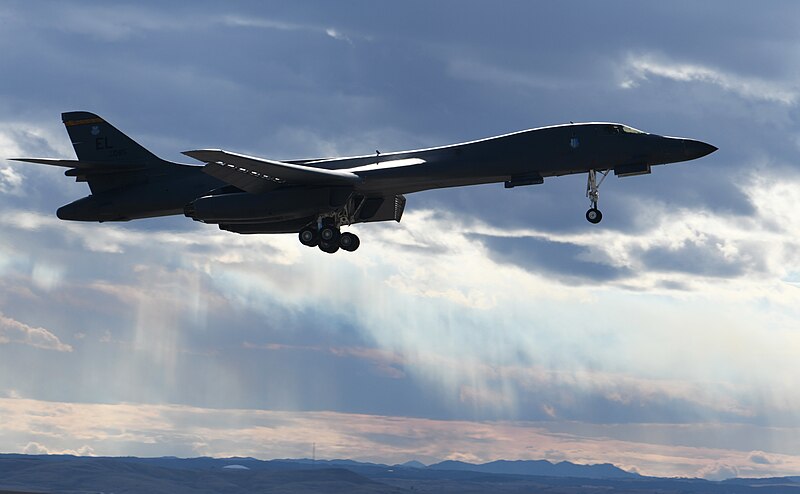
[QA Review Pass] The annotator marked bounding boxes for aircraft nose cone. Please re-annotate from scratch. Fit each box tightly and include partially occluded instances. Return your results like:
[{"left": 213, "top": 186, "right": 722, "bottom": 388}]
[{"left": 683, "top": 139, "right": 717, "bottom": 159}]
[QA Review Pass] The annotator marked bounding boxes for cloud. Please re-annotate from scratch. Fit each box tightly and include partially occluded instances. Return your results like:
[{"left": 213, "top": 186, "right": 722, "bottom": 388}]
[
  {"left": 221, "top": 15, "right": 307, "bottom": 32},
  {"left": 325, "top": 28, "right": 352, "bottom": 44},
  {"left": 2, "top": 396, "right": 800, "bottom": 478},
  {"left": 748, "top": 451, "right": 781, "bottom": 465},
  {"left": 223, "top": 14, "right": 355, "bottom": 44},
  {"left": 472, "top": 233, "right": 631, "bottom": 284},
  {"left": 21, "top": 441, "right": 49, "bottom": 454},
  {"left": 0, "top": 313, "right": 72, "bottom": 352},
  {"left": 636, "top": 236, "right": 748, "bottom": 278},
  {"left": 0, "top": 166, "right": 23, "bottom": 195},
  {"left": 244, "top": 343, "right": 407, "bottom": 379},
  {"left": 22, "top": 441, "right": 95, "bottom": 456},
  {"left": 467, "top": 168, "right": 800, "bottom": 289},
  {"left": 620, "top": 54, "right": 798, "bottom": 105},
  {"left": 0, "top": 198, "right": 799, "bottom": 425},
  {"left": 0, "top": 124, "right": 71, "bottom": 196},
  {"left": 697, "top": 462, "right": 739, "bottom": 481}
]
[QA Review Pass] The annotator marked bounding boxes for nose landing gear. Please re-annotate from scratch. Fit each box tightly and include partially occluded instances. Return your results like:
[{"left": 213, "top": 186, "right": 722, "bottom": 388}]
[{"left": 585, "top": 169, "right": 609, "bottom": 224}]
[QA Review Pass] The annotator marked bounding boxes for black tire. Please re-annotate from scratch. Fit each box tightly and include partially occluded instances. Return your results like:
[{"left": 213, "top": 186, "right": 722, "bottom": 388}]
[
  {"left": 339, "top": 232, "right": 360, "bottom": 252},
  {"left": 319, "top": 240, "right": 340, "bottom": 254},
  {"left": 320, "top": 225, "right": 340, "bottom": 243},
  {"left": 298, "top": 226, "right": 319, "bottom": 247},
  {"left": 586, "top": 208, "right": 603, "bottom": 224}
]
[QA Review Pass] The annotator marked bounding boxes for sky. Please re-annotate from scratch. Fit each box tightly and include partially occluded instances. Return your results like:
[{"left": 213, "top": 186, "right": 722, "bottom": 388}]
[{"left": 1, "top": 0, "right": 800, "bottom": 480}]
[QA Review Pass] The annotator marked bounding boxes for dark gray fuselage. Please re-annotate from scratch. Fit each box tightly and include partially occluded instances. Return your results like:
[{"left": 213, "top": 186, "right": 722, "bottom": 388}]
[{"left": 55, "top": 122, "right": 715, "bottom": 231}]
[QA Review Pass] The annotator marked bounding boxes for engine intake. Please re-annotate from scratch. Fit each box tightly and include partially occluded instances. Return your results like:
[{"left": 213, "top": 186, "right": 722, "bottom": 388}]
[{"left": 614, "top": 163, "right": 651, "bottom": 177}]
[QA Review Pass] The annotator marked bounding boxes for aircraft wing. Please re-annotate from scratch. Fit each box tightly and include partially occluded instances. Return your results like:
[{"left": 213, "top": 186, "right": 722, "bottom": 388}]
[{"left": 183, "top": 149, "right": 361, "bottom": 193}]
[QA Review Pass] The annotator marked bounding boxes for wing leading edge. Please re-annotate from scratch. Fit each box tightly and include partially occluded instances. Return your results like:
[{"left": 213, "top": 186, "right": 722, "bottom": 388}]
[
  {"left": 183, "top": 149, "right": 362, "bottom": 193},
  {"left": 183, "top": 149, "right": 426, "bottom": 193}
]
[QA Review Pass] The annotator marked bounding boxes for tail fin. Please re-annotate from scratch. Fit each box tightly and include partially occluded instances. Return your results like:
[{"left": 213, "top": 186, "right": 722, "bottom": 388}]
[
  {"left": 61, "top": 111, "right": 160, "bottom": 165},
  {"left": 15, "top": 111, "right": 194, "bottom": 194}
]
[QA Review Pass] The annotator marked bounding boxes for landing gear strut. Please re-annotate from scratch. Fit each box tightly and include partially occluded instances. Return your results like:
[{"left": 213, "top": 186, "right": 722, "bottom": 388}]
[
  {"left": 298, "top": 195, "right": 367, "bottom": 253},
  {"left": 585, "top": 169, "right": 609, "bottom": 224}
]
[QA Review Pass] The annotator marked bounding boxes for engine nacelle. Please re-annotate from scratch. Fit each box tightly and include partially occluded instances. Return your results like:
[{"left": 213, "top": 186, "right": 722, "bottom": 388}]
[{"left": 184, "top": 189, "right": 335, "bottom": 224}]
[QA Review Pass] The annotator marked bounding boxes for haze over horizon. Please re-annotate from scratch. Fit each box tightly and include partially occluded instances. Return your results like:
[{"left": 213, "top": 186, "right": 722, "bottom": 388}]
[{"left": 1, "top": 0, "right": 800, "bottom": 481}]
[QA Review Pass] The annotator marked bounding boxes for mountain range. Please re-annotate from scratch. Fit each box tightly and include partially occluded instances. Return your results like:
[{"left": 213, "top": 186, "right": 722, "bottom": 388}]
[{"left": 1, "top": 454, "right": 798, "bottom": 493}]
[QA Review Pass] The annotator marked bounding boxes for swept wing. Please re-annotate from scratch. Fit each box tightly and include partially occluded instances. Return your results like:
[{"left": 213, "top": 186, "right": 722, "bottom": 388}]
[
  {"left": 183, "top": 149, "right": 362, "bottom": 193},
  {"left": 183, "top": 149, "right": 426, "bottom": 193}
]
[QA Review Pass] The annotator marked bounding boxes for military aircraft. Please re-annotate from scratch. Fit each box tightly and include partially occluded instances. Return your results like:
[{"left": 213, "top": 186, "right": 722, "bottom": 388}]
[{"left": 13, "top": 112, "right": 716, "bottom": 253}]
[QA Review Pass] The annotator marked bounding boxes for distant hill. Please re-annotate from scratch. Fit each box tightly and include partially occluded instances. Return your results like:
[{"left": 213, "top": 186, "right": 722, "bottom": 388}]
[
  {"left": 0, "top": 456, "right": 403, "bottom": 494},
  {"left": 1, "top": 454, "right": 799, "bottom": 494},
  {"left": 428, "top": 458, "right": 639, "bottom": 479}
]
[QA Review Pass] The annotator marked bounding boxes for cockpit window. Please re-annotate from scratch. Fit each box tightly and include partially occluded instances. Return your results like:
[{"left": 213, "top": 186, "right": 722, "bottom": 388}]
[
  {"left": 603, "top": 124, "right": 646, "bottom": 135},
  {"left": 621, "top": 125, "right": 645, "bottom": 134}
]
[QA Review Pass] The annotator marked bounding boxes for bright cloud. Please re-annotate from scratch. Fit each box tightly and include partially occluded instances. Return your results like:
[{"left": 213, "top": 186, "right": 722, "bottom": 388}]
[
  {"left": 620, "top": 54, "right": 799, "bottom": 105},
  {"left": 0, "top": 313, "right": 72, "bottom": 352}
]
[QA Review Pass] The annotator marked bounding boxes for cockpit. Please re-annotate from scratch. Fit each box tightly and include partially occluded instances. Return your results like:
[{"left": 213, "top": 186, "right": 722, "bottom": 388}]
[{"left": 602, "top": 124, "right": 646, "bottom": 135}]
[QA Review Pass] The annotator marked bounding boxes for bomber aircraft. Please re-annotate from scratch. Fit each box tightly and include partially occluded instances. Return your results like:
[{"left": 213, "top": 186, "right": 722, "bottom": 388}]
[{"left": 13, "top": 112, "right": 716, "bottom": 253}]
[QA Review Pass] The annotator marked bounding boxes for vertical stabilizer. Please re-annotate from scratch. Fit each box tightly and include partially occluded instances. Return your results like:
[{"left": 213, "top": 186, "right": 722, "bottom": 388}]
[{"left": 61, "top": 111, "right": 160, "bottom": 165}]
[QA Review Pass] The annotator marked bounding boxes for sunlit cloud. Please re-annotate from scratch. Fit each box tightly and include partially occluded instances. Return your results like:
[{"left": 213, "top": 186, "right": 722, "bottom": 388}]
[
  {"left": 620, "top": 53, "right": 798, "bottom": 105},
  {"left": 223, "top": 15, "right": 356, "bottom": 45},
  {"left": 22, "top": 441, "right": 95, "bottom": 456},
  {"left": 0, "top": 313, "right": 72, "bottom": 352},
  {"left": 324, "top": 28, "right": 352, "bottom": 44},
  {"left": 2, "top": 396, "right": 800, "bottom": 478}
]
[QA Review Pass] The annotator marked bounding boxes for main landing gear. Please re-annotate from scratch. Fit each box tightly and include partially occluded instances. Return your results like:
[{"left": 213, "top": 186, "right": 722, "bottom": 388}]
[
  {"left": 585, "top": 168, "right": 609, "bottom": 224},
  {"left": 298, "top": 220, "right": 360, "bottom": 254}
]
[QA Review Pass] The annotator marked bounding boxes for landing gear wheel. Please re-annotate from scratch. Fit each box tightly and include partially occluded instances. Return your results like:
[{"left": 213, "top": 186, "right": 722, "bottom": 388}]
[
  {"left": 339, "top": 232, "right": 360, "bottom": 252},
  {"left": 586, "top": 208, "right": 602, "bottom": 224},
  {"left": 319, "top": 225, "right": 340, "bottom": 243},
  {"left": 298, "top": 226, "right": 319, "bottom": 247},
  {"left": 319, "top": 240, "right": 340, "bottom": 254}
]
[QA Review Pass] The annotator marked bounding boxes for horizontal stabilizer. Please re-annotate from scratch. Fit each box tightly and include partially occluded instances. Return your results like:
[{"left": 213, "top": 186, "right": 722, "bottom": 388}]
[
  {"left": 12, "top": 157, "right": 160, "bottom": 191},
  {"left": 183, "top": 149, "right": 361, "bottom": 193},
  {"left": 12, "top": 158, "right": 86, "bottom": 168},
  {"left": 11, "top": 158, "right": 146, "bottom": 170}
]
